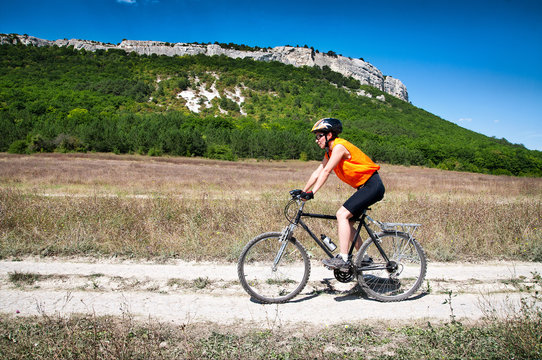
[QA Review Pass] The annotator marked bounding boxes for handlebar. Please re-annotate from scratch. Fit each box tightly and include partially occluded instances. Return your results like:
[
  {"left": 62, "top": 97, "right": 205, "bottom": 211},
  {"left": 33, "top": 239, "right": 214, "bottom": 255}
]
[{"left": 289, "top": 189, "right": 303, "bottom": 199}]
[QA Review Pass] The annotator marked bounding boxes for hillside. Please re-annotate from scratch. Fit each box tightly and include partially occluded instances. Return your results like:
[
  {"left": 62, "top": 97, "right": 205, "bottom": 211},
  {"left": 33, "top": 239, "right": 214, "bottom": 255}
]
[
  {"left": 1, "top": 37, "right": 541, "bottom": 176},
  {"left": 0, "top": 33, "right": 409, "bottom": 101}
]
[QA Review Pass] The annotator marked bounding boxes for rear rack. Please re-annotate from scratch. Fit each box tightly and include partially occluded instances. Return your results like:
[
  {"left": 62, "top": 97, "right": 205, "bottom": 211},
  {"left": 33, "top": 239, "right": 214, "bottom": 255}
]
[
  {"left": 379, "top": 222, "right": 421, "bottom": 237},
  {"left": 366, "top": 215, "right": 421, "bottom": 238}
]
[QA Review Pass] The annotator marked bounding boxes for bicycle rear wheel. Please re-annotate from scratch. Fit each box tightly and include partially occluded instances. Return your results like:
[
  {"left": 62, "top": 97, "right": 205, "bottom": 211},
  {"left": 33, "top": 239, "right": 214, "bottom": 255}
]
[
  {"left": 237, "top": 232, "right": 311, "bottom": 304},
  {"left": 355, "top": 232, "right": 426, "bottom": 302}
]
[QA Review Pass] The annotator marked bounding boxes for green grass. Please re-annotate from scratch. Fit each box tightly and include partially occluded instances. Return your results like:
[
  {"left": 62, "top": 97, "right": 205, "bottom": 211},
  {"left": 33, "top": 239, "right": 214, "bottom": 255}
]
[{"left": 1, "top": 311, "right": 540, "bottom": 359}]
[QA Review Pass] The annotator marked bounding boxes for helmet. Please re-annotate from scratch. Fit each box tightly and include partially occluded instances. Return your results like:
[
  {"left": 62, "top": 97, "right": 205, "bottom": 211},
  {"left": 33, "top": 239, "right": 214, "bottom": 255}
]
[{"left": 311, "top": 118, "right": 342, "bottom": 136}]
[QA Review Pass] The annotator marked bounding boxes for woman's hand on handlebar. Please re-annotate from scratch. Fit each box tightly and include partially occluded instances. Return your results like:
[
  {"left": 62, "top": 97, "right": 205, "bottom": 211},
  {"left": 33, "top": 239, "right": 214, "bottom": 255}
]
[
  {"left": 289, "top": 189, "right": 313, "bottom": 201},
  {"left": 300, "top": 191, "right": 313, "bottom": 200}
]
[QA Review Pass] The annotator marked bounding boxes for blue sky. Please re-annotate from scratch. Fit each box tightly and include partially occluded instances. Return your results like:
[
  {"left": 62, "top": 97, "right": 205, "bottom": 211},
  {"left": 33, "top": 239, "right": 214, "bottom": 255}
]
[{"left": 1, "top": 0, "right": 541, "bottom": 151}]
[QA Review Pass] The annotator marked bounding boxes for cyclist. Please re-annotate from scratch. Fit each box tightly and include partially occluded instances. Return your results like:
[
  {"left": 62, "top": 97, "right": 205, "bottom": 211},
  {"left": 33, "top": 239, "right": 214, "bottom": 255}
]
[{"left": 300, "top": 118, "right": 385, "bottom": 270}]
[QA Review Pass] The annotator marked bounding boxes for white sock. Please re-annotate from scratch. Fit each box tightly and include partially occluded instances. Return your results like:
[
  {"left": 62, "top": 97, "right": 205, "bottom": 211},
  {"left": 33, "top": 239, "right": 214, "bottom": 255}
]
[{"left": 339, "top": 253, "right": 348, "bottom": 261}]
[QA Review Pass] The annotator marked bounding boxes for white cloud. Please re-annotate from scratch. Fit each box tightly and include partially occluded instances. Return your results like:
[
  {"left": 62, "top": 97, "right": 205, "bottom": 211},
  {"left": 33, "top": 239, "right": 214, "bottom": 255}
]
[
  {"left": 117, "top": 0, "right": 160, "bottom": 5},
  {"left": 493, "top": 119, "right": 500, "bottom": 123},
  {"left": 458, "top": 118, "right": 472, "bottom": 122}
]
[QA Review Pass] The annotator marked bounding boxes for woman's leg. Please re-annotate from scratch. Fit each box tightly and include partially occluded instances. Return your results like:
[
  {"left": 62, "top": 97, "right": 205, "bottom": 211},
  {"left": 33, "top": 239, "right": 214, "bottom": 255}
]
[
  {"left": 336, "top": 206, "right": 354, "bottom": 255},
  {"left": 339, "top": 173, "right": 385, "bottom": 255},
  {"left": 352, "top": 220, "right": 362, "bottom": 250},
  {"left": 337, "top": 208, "right": 363, "bottom": 254}
]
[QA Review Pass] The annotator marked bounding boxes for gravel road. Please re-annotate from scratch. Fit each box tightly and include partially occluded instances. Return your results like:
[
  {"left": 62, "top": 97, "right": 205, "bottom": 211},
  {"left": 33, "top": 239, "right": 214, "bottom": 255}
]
[{"left": 1, "top": 258, "right": 540, "bottom": 326}]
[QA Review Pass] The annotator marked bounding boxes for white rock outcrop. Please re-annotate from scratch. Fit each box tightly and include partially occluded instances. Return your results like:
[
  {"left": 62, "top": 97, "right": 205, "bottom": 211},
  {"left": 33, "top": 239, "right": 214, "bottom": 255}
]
[{"left": 1, "top": 33, "right": 408, "bottom": 101}]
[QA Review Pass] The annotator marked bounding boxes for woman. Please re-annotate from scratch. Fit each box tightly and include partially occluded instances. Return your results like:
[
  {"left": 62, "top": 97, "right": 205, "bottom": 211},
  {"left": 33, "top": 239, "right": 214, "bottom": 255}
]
[{"left": 300, "top": 118, "right": 385, "bottom": 270}]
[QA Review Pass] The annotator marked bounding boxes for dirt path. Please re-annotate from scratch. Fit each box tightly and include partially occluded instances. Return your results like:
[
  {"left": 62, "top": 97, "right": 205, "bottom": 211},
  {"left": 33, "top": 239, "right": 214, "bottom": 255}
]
[{"left": 1, "top": 258, "right": 540, "bottom": 326}]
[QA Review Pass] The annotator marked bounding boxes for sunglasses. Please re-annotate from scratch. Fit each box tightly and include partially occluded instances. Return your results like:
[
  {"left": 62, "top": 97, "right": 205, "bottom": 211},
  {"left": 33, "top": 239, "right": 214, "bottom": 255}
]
[{"left": 315, "top": 133, "right": 326, "bottom": 140}]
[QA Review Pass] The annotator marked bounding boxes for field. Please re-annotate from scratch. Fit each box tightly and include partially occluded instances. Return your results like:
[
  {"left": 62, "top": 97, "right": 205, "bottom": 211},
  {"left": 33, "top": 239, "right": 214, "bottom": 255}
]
[
  {"left": 1, "top": 152, "right": 541, "bottom": 262},
  {"left": 1, "top": 153, "right": 541, "bottom": 359}
]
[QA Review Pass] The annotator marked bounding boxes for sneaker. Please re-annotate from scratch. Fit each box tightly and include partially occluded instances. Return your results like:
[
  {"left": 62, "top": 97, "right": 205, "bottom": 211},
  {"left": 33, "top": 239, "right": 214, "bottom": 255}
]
[{"left": 323, "top": 255, "right": 349, "bottom": 270}]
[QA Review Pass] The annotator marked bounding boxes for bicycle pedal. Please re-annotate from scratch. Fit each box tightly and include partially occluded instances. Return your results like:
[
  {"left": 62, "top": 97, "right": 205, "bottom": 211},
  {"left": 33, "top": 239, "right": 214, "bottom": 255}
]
[{"left": 324, "top": 264, "right": 350, "bottom": 272}]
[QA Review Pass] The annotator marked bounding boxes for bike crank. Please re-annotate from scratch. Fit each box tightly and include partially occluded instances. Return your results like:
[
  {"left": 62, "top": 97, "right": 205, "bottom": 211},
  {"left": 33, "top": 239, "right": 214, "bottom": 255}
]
[{"left": 334, "top": 268, "right": 355, "bottom": 283}]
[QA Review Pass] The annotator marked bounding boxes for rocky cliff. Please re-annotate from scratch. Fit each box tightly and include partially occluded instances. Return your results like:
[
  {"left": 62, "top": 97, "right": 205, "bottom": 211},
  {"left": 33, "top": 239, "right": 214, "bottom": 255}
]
[{"left": 1, "top": 33, "right": 408, "bottom": 101}]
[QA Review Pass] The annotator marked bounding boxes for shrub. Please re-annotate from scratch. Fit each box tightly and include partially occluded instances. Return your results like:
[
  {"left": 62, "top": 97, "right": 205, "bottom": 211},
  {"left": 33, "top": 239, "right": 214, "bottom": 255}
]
[
  {"left": 53, "top": 134, "right": 82, "bottom": 152},
  {"left": 7, "top": 140, "right": 28, "bottom": 154},
  {"left": 147, "top": 147, "right": 163, "bottom": 157},
  {"left": 219, "top": 97, "right": 240, "bottom": 113},
  {"left": 206, "top": 144, "right": 236, "bottom": 161},
  {"left": 27, "top": 134, "right": 54, "bottom": 153}
]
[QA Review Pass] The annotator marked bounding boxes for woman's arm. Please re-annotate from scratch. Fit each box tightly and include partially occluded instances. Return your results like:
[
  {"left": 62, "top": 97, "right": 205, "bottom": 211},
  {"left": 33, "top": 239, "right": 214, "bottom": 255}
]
[{"left": 302, "top": 160, "right": 326, "bottom": 193}]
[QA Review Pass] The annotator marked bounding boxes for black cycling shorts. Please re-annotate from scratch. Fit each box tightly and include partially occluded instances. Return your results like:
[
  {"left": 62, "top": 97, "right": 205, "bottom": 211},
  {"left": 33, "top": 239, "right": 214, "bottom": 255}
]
[{"left": 343, "top": 171, "right": 385, "bottom": 218}]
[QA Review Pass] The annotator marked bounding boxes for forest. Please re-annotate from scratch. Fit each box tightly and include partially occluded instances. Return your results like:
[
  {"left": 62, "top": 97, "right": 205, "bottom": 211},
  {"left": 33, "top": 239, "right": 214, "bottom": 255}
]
[{"left": 1, "top": 41, "right": 541, "bottom": 176}]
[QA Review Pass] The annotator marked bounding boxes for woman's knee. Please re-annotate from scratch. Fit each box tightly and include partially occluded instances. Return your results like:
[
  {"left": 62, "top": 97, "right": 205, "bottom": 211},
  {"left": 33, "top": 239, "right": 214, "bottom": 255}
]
[{"left": 336, "top": 206, "right": 353, "bottom": 221}]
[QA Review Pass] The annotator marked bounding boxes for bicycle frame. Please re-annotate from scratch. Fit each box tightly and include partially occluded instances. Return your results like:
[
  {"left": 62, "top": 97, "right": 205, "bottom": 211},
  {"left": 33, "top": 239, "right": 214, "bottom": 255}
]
[{"left": 286, "top": 200, "right": 391, "bottom": 268}]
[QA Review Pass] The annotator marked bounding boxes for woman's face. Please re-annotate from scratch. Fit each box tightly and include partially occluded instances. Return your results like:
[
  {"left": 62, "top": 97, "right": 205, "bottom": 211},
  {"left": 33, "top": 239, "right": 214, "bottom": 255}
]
[{"left": 315, "top": 132, "right": 328, "bottom": 149}]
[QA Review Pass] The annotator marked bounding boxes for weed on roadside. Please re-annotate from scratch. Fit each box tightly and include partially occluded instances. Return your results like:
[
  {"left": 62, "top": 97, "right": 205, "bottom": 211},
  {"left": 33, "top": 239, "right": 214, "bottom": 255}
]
[
  {"left": 8, "top": 271, "right": 43, "bottom": 286},
  {"left": 167, "top": 277, "right": 213, "bottom": 290}
]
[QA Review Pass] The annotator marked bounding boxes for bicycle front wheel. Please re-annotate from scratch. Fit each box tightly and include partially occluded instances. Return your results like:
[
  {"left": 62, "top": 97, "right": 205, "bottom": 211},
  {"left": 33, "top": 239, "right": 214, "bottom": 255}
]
[
  {"left": 355, "top": 232, "right": 427, "bottom": 302},
  {"left": 237, "top": 232, "right": 311, "bottom": 304}
]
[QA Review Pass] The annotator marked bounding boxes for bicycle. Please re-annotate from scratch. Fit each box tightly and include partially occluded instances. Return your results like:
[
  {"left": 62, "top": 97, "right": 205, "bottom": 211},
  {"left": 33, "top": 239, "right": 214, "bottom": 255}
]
[{"left": 237, "top": 189, "right": 427, "bottom": 303}]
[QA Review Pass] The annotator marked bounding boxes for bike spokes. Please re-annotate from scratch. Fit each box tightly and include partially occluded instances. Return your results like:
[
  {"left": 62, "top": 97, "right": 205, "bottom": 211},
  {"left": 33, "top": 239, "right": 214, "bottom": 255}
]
[
  {"left": 238, "top": 232, "right": 311, "bottom": 304},
  {"left": 356, "top": 232, "right": 426, "bottom": 302}
]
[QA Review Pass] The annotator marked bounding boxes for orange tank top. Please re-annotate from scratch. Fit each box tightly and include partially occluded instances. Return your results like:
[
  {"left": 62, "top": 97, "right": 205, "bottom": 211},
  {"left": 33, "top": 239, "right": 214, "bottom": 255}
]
[{"left": 326, "top": 138, "right": 380, "bottom": 188}]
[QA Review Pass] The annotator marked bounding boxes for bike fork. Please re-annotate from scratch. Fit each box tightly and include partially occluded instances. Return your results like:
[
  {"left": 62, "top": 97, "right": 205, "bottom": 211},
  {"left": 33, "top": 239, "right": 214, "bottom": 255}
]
[{"left": 272, "top": 224, "right": 296, "bottom": 271}]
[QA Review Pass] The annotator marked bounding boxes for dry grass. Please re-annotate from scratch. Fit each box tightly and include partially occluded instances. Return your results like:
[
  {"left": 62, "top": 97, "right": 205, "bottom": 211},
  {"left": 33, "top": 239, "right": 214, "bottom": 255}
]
[{"left": 1, "top": 153, "right": 541, "bottom": 261}]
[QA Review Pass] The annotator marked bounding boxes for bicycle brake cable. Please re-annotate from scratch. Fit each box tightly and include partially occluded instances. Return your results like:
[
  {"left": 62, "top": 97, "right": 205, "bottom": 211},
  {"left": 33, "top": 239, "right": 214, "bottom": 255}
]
[{"left": 284, "top": 199, "right": 297, "bottom": 224}]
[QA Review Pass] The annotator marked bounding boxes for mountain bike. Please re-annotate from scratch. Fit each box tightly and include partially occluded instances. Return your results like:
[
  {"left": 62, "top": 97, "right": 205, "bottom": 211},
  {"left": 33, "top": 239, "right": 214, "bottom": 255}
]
[{"left": 237, "top": 189, "right": 427, "bottom": 303}]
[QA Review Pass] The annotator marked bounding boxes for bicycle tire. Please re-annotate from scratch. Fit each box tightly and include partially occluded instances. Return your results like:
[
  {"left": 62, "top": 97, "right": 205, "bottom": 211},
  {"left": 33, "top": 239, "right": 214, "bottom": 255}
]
[
  {"left": 355, "top": 232, "right": 427, "bottom": 302},
  {"left": 237, "top": 232, "right": 311, "bottom": 304}
]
